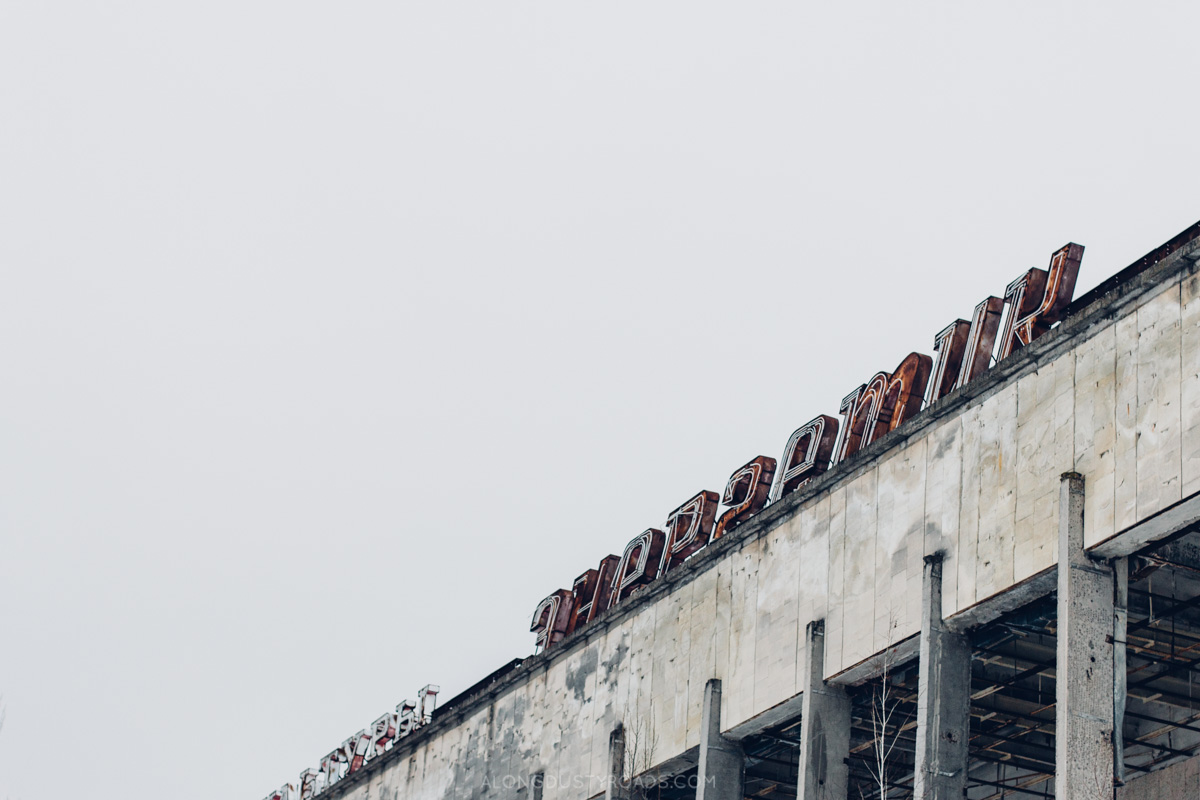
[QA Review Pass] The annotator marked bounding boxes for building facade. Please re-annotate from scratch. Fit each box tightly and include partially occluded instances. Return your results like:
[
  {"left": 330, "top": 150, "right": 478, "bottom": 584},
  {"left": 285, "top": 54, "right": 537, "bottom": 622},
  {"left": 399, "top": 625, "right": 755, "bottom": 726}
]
[{"left": 269, "top": 221, "right": 1200, "bottom": 800}]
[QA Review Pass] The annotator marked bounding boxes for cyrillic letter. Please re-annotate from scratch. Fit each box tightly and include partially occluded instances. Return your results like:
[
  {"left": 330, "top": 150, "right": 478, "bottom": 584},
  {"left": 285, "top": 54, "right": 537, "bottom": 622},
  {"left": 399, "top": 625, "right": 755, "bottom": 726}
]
[
  {"left": 769, "top": 415, "right": 838, "bottom": 503},
  {"left": 347, "top": 730, "right": 370, "bottom": 773},
  {"left": 713, "top": 456, "right": 776, "bottom": 539},
  {"left": 955, "top": 296, "right": 1003, "bottom": 388},
  {"left": 417, "top": 684, "right": 440, "bottom": 724},
  {"left": 660, "top": 491, "right": 719, "bottom": 574},
  {"left": 369, "top": 711, "right": 398, "bottom": 759},
  {"left": 397, "top": 699, "right": 417, "bottom": 737},
  {"left": 610, "top": 529, "right": 667, "bottom": 605},
  {"left": 927, "top": 320, "right": 969, "bottom": 404},
  {"left": 832, "top": 385, "right": 863, "bottom": 464},
  {"left": 570, "top": 555, "right": 620, "bottom": 632},
  {"left": 836, "top": 353, "right": 931, "bottom": 462},
  {"left": 998, "top": 243, "right": 1084, "bottom": 360},
  {"left": 530, "top": 589, "right": 574, "bottom": 652},
  {"left": 298, "top": 769, "right": 320, "bottom": 799}
]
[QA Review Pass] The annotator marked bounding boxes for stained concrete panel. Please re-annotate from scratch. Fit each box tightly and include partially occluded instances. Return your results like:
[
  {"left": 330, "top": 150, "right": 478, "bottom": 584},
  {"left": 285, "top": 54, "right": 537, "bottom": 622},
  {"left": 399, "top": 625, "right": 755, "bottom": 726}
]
[
  {"left": 923, "top": 417, "right": 963, "bottom": 620},
  {"left": 1182, "top": 272, "right": 1200, "bottom": 497},
  {"left": 724, "top": 539, "right": 760, "bottom": 728},
  {"left": 823, "top": 486, "right": 847, "bottom": 680},
  {"left": 1136, "top": 284, "right": 1183, "bottom": 520},
  {"left": 1117, "top": 753, "right": 1200, "bottom": 799},
  {"left": 753, "top": 515, "right": 802, "bottom": 716},
  {"left": 1077, "top": 321, "right": 1117, "bottom": 548},
  {"left": 841, "top": 469, "right": 878, "bottom": 670}
]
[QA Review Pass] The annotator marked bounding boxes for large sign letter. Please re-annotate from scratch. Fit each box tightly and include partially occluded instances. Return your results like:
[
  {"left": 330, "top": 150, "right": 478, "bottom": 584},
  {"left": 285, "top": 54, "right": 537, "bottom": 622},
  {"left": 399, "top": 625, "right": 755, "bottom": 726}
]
[
  {"left": 660, "top": 491, "right": 719, "bottom": 574},
  {"left": 347, "top": 730, "right": 370, "bottom": 773},
  {"left": 417, "top": 684, "right": 440, "bottom": 724},
  {"left": 319, "top": 744, "right": 348, "bottom": 790},
  {"left": 956, "top": 296, "right": 1003, "bottom": 389},
  {"left": 927, "top": 320, "right": 969, "bottom": 404},
  {"left": 397, "top": 699, "right": 417, "bottom": 736},
  {"left": 530, "top": 589, "right": 574, "bottom": 653},
  {"left": 998, "top": 243, "right": 1084, "bottom": 360},
  {"left": 769, "top": 416, "right": 838, "bottom": 503},
  {"left": 610, "top": 529, "right": 667, "bottom": 605},
  {"left": 369, "top": 711, "right": 398, "bottom": 760},
  {"left": 882, "top": 352, "right": 932, "bottom": 433},
  {"left": 569, "top": 555, "right": 620, "bottom": 632},
  {"left": 928, "top": 296, "right": 1004, "bottom": 404},
  {"left": 833, "top": 385, "right": 865, "bottom": 464},
  {"left": 714, "top": 456, "right": 777, "bottom": 539},
  {"left": 836, "top": 353, "right": 932, "bottom": 462},
  {"left": 299, "top": 769, "right": 320, "bottom": 799}
]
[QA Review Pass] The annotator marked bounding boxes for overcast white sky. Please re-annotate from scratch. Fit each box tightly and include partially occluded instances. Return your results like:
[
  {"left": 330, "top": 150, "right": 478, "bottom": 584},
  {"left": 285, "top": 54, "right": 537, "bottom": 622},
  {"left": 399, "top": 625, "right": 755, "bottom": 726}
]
[{"left": 1, "top": 3, "right": 1199, "bottom": 799}]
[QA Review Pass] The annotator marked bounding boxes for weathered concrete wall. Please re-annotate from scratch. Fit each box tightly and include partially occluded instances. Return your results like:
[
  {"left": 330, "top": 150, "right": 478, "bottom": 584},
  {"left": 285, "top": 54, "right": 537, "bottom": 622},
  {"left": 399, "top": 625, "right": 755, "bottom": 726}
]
[
  {"left": 327, "top": 241, "right": 1200, "bottom": 800},
  {"left": 1118, "top": 755, "right": 1200, "bottom": 799}
]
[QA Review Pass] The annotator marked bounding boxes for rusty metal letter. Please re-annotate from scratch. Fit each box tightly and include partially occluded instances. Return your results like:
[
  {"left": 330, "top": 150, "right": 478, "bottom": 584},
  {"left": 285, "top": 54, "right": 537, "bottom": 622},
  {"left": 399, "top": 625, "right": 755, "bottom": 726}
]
[
  {"left": 929, "top": 297, "right": 1003, "bottom": 405},
  {"left": 955, "top": 296, "right": 1003, "bottom": 389},
  {"left": 369, "top": 711, "right": 398, "bottom": 759},
  {"left": 840, "top": 372, "right": 888, "bottom": 461},
  {"left": 882, "top": 352, "right": 933, "bottom": 434},
  {"left": 833, "top": 385, "right": 865, "bottom": 465},
  {"left": 298, "top": 769, "right": 320, "bottom": 799},
  {"left": 319, "top": 746, "right": 347, "bottom": 789},
  {"left": 998, "top": 243, "right": 1084, "bottom": 360},
  {"left": 660, "top": 490, "right": 719, "bottom": 575},
  {"left": 713, "top": 456, "right": 777, "bottom": 539},
  {"left": 570, "top": 555, "right": 620, "bottom": 632},
  {"left": 836, "top": 353, "right": 932, "bottom": 462},
  {"left": 347, "top": 730, "right": 370, "bottom": 773},
  {"left": 530, "top": 589, "right": 574, "bottom": 652},
  {"left": 927, "top": 320, "right": 969, "bottom": 404},
  {"left": 417, "top": 684, "right": 440, "bottom": 724},
  {"left": 769, "top": 415, "right": 839, "bottom": 503},
  {"left": 397, "top": 699, "right": 417, "bottom": 736},
  {"left": 610, "top": 528, "right": 667, "bottom": 605}
]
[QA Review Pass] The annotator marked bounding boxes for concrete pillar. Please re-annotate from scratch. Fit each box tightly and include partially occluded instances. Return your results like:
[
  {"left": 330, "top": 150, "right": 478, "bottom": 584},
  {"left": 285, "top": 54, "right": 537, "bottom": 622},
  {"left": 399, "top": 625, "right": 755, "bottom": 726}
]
[
  {"left": 1056, "top": 472, "right": 1115, "bottom": 800},
  {"left": 1113, "top": 556, "right": 1128, "bottom": 786},
  {"left": 696, "top": 679, "right": 744, "bottom": 800},
  {"left": 604, "top": 724, "right": 629, "bottom": 800},
  {"left": 798, "top": 620, "right": 851, "bottom": 800},
  {"left": 913, "top": 553, "right": 971, "bottom": 799}
]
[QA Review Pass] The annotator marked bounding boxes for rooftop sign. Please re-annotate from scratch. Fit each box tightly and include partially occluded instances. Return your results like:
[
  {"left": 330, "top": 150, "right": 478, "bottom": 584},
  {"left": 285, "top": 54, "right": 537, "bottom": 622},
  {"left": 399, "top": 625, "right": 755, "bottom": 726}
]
[
  {"left": 258, "top": 239, "right": 1085, "bottom": 800},
  {"left": 263, "top": 684, "right": 439, "bottom": 800},
  {"left": 530, "top": 243, "right": 1084, "bottom": 652}
]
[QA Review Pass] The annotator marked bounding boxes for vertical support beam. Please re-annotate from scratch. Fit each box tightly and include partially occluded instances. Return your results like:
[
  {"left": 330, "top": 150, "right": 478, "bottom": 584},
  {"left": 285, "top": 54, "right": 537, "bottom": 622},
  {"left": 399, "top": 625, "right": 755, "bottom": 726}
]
[
  {"left": 798, "top": 620, "right": 851, "bottom": 800},
  {"left": 1056, "top": 472, "right": 1115, "bottom": 800},
  {"left": 604, "top": 724, "right": 629, "bottom": 800},
  {"left": 696, "top": 679, "right": 744, "bottom": 800},
  {"left": 913, "top": 554, "right": 971, "bottom": 799},
  {"left": 1113, "top": 556, "right": 1128, "bottom": 785}
]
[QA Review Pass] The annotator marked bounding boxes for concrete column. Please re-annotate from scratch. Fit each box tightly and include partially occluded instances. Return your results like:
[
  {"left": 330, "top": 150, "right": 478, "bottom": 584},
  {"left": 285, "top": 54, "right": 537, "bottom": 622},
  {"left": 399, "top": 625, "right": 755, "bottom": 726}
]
[
  {"left": 604, "top": 724, "right": 629, "bottom": 800},
  {"left": 1113, "top": 556, "right": 1128, "bottom": 786},
  {"left": 798, "top": 620, "right": 851, "bottom": 800},
  {"left": 696, "top": 679, "right": 744, "bottom": 800},
  {"left": 1056, "top": 472, "right": 1115, "bottom": 800},
  {"left": 913, "top": 553, "right": 971, "bottom": 799}
]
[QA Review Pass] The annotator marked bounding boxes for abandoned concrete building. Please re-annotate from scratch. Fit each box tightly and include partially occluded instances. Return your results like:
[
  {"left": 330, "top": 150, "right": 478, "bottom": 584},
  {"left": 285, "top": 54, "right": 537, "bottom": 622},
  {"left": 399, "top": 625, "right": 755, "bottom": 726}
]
[{"left": 274, "top": 220, "right": 1200, "bottom": 800}]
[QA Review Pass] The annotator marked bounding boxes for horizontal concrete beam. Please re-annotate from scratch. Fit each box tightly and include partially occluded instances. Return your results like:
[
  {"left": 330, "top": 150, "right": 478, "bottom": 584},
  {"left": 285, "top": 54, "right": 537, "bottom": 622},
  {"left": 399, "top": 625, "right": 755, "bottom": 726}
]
[
  {"left": 829, "top": 634, "right": 919, "bottom": 686},
  {"left": 1091, "top": 491, "right": 1200, "bottom": 560}
]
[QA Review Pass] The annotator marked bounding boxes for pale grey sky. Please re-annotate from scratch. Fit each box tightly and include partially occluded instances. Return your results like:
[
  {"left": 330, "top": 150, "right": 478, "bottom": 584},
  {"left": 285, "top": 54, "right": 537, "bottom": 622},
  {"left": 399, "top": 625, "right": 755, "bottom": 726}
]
[{"left": 1, "top": 3, "right": 1198, "bottom": 799}]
